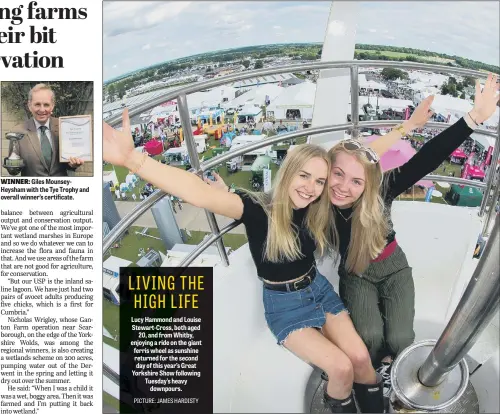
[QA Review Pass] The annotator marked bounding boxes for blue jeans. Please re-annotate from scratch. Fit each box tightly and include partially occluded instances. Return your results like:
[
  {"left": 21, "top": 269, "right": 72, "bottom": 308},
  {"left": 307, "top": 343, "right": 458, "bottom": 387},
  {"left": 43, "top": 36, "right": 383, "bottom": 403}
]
[{"left": 263, "top": 271, "right": 347, "bottom": 344}]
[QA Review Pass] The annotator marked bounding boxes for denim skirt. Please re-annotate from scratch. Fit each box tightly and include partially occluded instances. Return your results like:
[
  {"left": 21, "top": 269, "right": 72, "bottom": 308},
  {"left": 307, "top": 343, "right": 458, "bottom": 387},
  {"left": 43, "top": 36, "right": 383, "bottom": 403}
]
[{"left": 263, "top": 271, "right": 347, "bottom": 344}]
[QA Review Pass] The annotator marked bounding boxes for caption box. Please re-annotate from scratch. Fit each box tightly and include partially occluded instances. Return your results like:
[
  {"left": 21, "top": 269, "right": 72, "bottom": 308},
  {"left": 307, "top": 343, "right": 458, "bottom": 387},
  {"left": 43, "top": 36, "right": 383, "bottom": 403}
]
[{"left": 119, "top": 267, "right": 213, "bottom": 413}]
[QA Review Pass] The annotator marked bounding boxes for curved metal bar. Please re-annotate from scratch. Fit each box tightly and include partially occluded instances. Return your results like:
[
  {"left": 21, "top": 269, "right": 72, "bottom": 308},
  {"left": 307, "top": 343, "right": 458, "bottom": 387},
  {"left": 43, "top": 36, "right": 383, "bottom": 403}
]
[
  {"left": 481, "top": 176, "right": 500, "bottom": 236},
  {"left": 177, "top": 93, "right": 230, "bottom": 266},
  {"left": 103, "top": 60, "right": 497, "bottom": 254},
  {"left": 202, "top": 123, "right": 351, "bottom": 170},
  {"left": 175, "top": 176, "right": 486, "bottom": 267},
  {"left": 178, "top": 220, "right": 242, "bottom": 268},
  {"left": 422, "top": 175, "right": 486, "bottom": 189},
  {"left": 106, "top": 60, "right": 490, "bottom": 127},
  {"left": 101, "top": 171, "right": 486, "bottom": 257},
  {"left": 350, "top": 65, "right": 360, "bottom": 138},
  {"left": 102, "top": 120, "right": 491, "bottom": 254},
  {"left": 356, "top": 120, "right": 497, "bottom": 139},
  {"left": 103, "top": 188, "right": 164, "bottom": 253},
  {"left": 201, "top": 121, "right": 496, "bottom": 173},
  {"left": 418, "top": 214, "right": 500, "bottom": 387},
  {"left": 479, "top": 124, "right": 500, "bottom": 216}
]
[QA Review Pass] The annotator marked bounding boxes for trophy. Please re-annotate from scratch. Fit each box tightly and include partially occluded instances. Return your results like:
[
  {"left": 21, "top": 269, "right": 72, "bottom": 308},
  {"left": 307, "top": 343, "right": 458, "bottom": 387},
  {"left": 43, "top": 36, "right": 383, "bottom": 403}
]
[{"left": 3, "top": 132, "right": 25, "bottom": 175}]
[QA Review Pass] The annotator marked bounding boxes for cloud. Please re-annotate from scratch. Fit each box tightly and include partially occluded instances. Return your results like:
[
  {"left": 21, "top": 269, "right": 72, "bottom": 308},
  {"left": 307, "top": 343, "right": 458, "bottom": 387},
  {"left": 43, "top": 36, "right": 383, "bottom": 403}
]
[
  {"left": 103, "top": 1, "right": 499, "bottom": 80},
  {"left": 103, "top": 1, "right": 192, "bottom": 37},
  {"left": 356, "top": 1, "right": 498, "bottom": 65},
  {"left": 142, "top": 44, "right": 151, "bottom": 50}
]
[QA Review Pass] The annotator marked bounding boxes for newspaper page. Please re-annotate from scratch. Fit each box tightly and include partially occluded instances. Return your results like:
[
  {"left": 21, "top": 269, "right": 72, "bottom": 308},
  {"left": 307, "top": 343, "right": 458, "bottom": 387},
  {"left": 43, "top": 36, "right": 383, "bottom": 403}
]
[
  {"left": 0, "top": 1, "right": 102, "bottom": 413},
  {"left": 4, "top": 0, "right": 499, "bottom": 413}
]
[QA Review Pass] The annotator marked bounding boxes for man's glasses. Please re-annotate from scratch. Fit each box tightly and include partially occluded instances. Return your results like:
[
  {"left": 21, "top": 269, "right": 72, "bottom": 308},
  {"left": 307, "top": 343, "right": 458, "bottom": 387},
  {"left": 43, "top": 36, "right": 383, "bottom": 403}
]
[{"left": 340, "top": 139, "right": 380, "bottom": 164}]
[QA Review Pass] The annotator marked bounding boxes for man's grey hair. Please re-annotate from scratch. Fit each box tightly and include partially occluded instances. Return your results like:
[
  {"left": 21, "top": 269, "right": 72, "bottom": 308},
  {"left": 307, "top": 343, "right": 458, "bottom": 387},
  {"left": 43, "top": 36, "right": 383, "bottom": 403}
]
[{"left": 28, "top": 84, "right": 55, "bottom": 104}]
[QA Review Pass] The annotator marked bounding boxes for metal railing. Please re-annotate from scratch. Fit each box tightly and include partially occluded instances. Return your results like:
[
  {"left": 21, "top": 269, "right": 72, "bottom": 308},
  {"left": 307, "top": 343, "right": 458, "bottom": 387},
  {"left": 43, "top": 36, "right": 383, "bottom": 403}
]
[
  {"left": 479, "top": 124, "right": 500, "bottom": 217},
  {"left": 418, "top": 215, "right": 499, "bottom": 387},
  {"left": 106, "top": 60, "right": 491, "bottom": 128},
  {"left": 103, "top": 60, "right": 499, "bottom": 267}
]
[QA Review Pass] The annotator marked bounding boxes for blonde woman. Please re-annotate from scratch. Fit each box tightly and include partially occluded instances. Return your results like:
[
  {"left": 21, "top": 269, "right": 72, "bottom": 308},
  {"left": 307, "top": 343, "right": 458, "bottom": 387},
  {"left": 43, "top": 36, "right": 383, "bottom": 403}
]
[
  {"left": 327, "top": 73, "right": 499, "bottom": 402},
  {"left": 103, "top": 111, "right": 384, "bottom": 413}
]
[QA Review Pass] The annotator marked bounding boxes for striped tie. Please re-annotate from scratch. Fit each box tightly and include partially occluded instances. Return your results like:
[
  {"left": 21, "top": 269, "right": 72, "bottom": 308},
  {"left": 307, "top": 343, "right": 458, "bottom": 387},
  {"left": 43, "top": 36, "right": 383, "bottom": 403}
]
[{"left": 39, "top": 125, "right": 52, "bottom": 168}]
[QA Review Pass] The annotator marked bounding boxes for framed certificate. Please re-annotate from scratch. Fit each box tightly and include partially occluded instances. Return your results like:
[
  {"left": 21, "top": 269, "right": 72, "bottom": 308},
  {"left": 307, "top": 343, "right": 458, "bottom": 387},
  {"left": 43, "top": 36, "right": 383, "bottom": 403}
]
[{"left": 59, "top": 115, "right": 93, "bottom": 162}]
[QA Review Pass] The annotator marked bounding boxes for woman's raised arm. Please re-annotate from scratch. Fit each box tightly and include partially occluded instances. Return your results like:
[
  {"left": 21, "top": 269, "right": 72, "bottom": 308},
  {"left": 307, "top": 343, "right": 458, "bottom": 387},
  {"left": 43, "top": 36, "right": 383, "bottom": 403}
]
[
  {"left": 103, "top": 109, "right": 244, "bottom": 220},
  {"left": 385, "top": 73, "right": 499, "bottom": 198}
]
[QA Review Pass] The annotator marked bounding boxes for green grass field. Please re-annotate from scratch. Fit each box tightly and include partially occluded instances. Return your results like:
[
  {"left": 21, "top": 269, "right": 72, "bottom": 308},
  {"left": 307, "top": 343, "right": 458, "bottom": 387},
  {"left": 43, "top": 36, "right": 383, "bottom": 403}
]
[
  {"left": 355, "top": 49, "right": 454, "bottom": 64},
  {"left": 104, "top": 226, "right": 167, "bottom": 263},
  {"left": 103, "top": 392, "right": 120, "bottom": 412},
  {"left": 183, "top": 230, "right": 247, "bottom": 250}
]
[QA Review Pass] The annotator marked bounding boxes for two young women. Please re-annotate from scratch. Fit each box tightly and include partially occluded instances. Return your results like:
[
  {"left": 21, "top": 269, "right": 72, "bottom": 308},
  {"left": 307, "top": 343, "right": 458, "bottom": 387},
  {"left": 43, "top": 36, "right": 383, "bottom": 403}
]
[
  {"left": 103, "top": 73, "right": 498, "bottom": 414},
  {"left": 328, "top": 73, "right": 498, "bottom": 398}
]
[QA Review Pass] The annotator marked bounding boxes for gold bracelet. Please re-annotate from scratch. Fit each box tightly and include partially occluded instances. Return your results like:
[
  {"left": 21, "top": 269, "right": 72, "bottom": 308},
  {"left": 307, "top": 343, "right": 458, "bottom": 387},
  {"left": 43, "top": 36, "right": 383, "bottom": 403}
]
[
  {"left": 131, "top": 152, "right": 148, "bottom": 174},
  {"left": 393, "top": 124, "right": 407, "bottom": 137}
]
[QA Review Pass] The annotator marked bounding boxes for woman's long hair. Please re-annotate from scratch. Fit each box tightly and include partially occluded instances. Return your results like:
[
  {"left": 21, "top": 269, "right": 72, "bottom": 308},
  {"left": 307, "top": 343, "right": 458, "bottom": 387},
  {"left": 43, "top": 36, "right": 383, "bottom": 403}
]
[
  {"left": 328, "top": 145, "right": 390, "bottom": 274},
  {"left": 245, "top": 144, "right": 334, "bottom": 263}
]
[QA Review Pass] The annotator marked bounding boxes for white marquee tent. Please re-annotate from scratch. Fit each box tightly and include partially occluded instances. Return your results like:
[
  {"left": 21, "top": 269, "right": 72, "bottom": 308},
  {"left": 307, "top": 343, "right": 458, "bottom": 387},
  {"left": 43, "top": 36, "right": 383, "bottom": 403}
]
[
  {"left": 266, "top": 82, "right": 317, "bottom": 120},
  {"left": 408, "top": 71, "right": 449, "bottom": 88},
  {"left": 187, "top": 85, "right": 239, "bottom": 111},
  {"left": 415, "top": 92, "right": 473, "bottom": 119},
  {"left": 347, "top": 96, "right": 414, "bottom": 115},
  {"left": 358, "top": 74, "right": 387, "bottom": 91},
  {"left": 223, "top": 84, "right": 284, "bottom": 109}
]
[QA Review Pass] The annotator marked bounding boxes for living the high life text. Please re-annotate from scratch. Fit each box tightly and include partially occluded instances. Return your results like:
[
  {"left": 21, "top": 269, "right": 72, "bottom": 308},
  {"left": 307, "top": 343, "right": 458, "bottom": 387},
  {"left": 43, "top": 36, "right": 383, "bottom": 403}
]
[
  {"left": 119, "top": 268, "right": 213, "bottom": 413},
  {"left": 0, "top": 2, "right": 88, "bottom": 69}
]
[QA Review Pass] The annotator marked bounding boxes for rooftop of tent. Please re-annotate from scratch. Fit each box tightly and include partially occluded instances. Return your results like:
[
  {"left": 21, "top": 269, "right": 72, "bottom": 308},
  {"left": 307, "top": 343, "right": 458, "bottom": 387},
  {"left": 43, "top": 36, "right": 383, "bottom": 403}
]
[
  {"left": 223, "top": 84, "right": 284, "bottom": 109},
  {"left": 347, "top": 95, "right": 414, "bottom": 113},
  {"left": 266, "top": 81, "right": 317, "bottom": 110},
  {"left": 230, "top": 73, "right": 298, "bottom": 88}
]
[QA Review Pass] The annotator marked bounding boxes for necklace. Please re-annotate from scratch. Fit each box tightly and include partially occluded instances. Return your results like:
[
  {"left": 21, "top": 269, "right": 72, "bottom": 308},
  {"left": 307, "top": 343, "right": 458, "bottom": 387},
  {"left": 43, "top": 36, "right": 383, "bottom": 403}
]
[{"left": 335, "top": 207, "right": 352, "bottom": 221}]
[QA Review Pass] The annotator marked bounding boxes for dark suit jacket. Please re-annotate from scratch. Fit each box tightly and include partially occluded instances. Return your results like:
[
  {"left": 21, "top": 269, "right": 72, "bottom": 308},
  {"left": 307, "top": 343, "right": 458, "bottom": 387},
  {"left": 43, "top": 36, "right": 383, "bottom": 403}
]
[{"left": 11, "top": 117, "right": 74, "bottom": 177}]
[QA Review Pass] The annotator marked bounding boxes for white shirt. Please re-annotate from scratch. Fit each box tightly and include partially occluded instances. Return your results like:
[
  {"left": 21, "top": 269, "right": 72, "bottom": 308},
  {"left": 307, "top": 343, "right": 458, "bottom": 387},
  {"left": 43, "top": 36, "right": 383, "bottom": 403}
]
[{"left": 34, "top": 119, "right": 53, "bottom": 149}]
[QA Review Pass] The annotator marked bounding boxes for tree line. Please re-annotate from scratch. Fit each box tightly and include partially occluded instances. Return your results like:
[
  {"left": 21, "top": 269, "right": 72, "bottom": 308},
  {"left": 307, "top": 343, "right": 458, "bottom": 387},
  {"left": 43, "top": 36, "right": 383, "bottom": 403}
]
[{"left": 105, "top": 42, "right": 498, "bottom": 100}]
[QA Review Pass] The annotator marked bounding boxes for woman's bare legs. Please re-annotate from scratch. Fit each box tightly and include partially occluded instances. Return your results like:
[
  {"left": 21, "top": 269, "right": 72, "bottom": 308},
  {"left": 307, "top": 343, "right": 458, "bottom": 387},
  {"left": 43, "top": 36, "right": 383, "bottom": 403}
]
[
  {"left": 284, "top": 327, "right": 354, "bottom": 399},
  {"left": 322, "top": 312, "right": 377, "bottom": 384}
]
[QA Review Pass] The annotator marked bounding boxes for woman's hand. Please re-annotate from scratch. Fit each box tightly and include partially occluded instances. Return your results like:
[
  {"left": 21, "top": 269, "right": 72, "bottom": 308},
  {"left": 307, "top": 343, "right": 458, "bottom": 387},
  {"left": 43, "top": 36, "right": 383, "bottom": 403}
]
[
  {"left": 103, "top": 109, "right": 136, "bottom": 167},
  {"left": 204, "top": 172, "right": 229, "bottom": 191},
  {"left": 470, "top": 73, "right": 499, "bottom": 124},
  {"left": 406, "top": 95, "right": 435, "bottom": 130}
]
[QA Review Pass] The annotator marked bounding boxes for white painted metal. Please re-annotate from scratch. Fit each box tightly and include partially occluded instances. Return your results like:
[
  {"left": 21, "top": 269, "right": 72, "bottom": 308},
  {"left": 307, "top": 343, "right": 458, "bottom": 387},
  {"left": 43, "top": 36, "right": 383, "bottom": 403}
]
[
  {"left": 310, "top": 2, "right": 359, "bottom": 147},
  {"left": 212, "top": 202, "right": 500, "bottom": 413}
]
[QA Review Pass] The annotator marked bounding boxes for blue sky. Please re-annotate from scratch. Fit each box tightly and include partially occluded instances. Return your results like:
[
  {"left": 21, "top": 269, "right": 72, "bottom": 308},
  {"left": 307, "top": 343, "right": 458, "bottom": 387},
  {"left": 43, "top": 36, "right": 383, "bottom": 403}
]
[{"left": 103, "top": 1, "right": 499, "bottom": 81}]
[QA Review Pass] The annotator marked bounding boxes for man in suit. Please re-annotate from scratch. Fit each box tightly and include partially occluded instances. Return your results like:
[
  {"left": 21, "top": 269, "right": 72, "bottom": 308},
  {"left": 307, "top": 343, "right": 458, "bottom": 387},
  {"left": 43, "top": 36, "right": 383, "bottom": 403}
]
[{"left": 11, "top": 84, "right": 84, "bottom": 177}]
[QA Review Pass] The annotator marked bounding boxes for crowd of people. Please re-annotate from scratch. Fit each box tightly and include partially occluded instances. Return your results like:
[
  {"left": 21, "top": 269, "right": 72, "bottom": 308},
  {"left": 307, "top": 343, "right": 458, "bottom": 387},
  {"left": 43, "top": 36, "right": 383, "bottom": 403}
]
[{"left": 132, "top": 117, "right": 182, "bottom": 150}]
